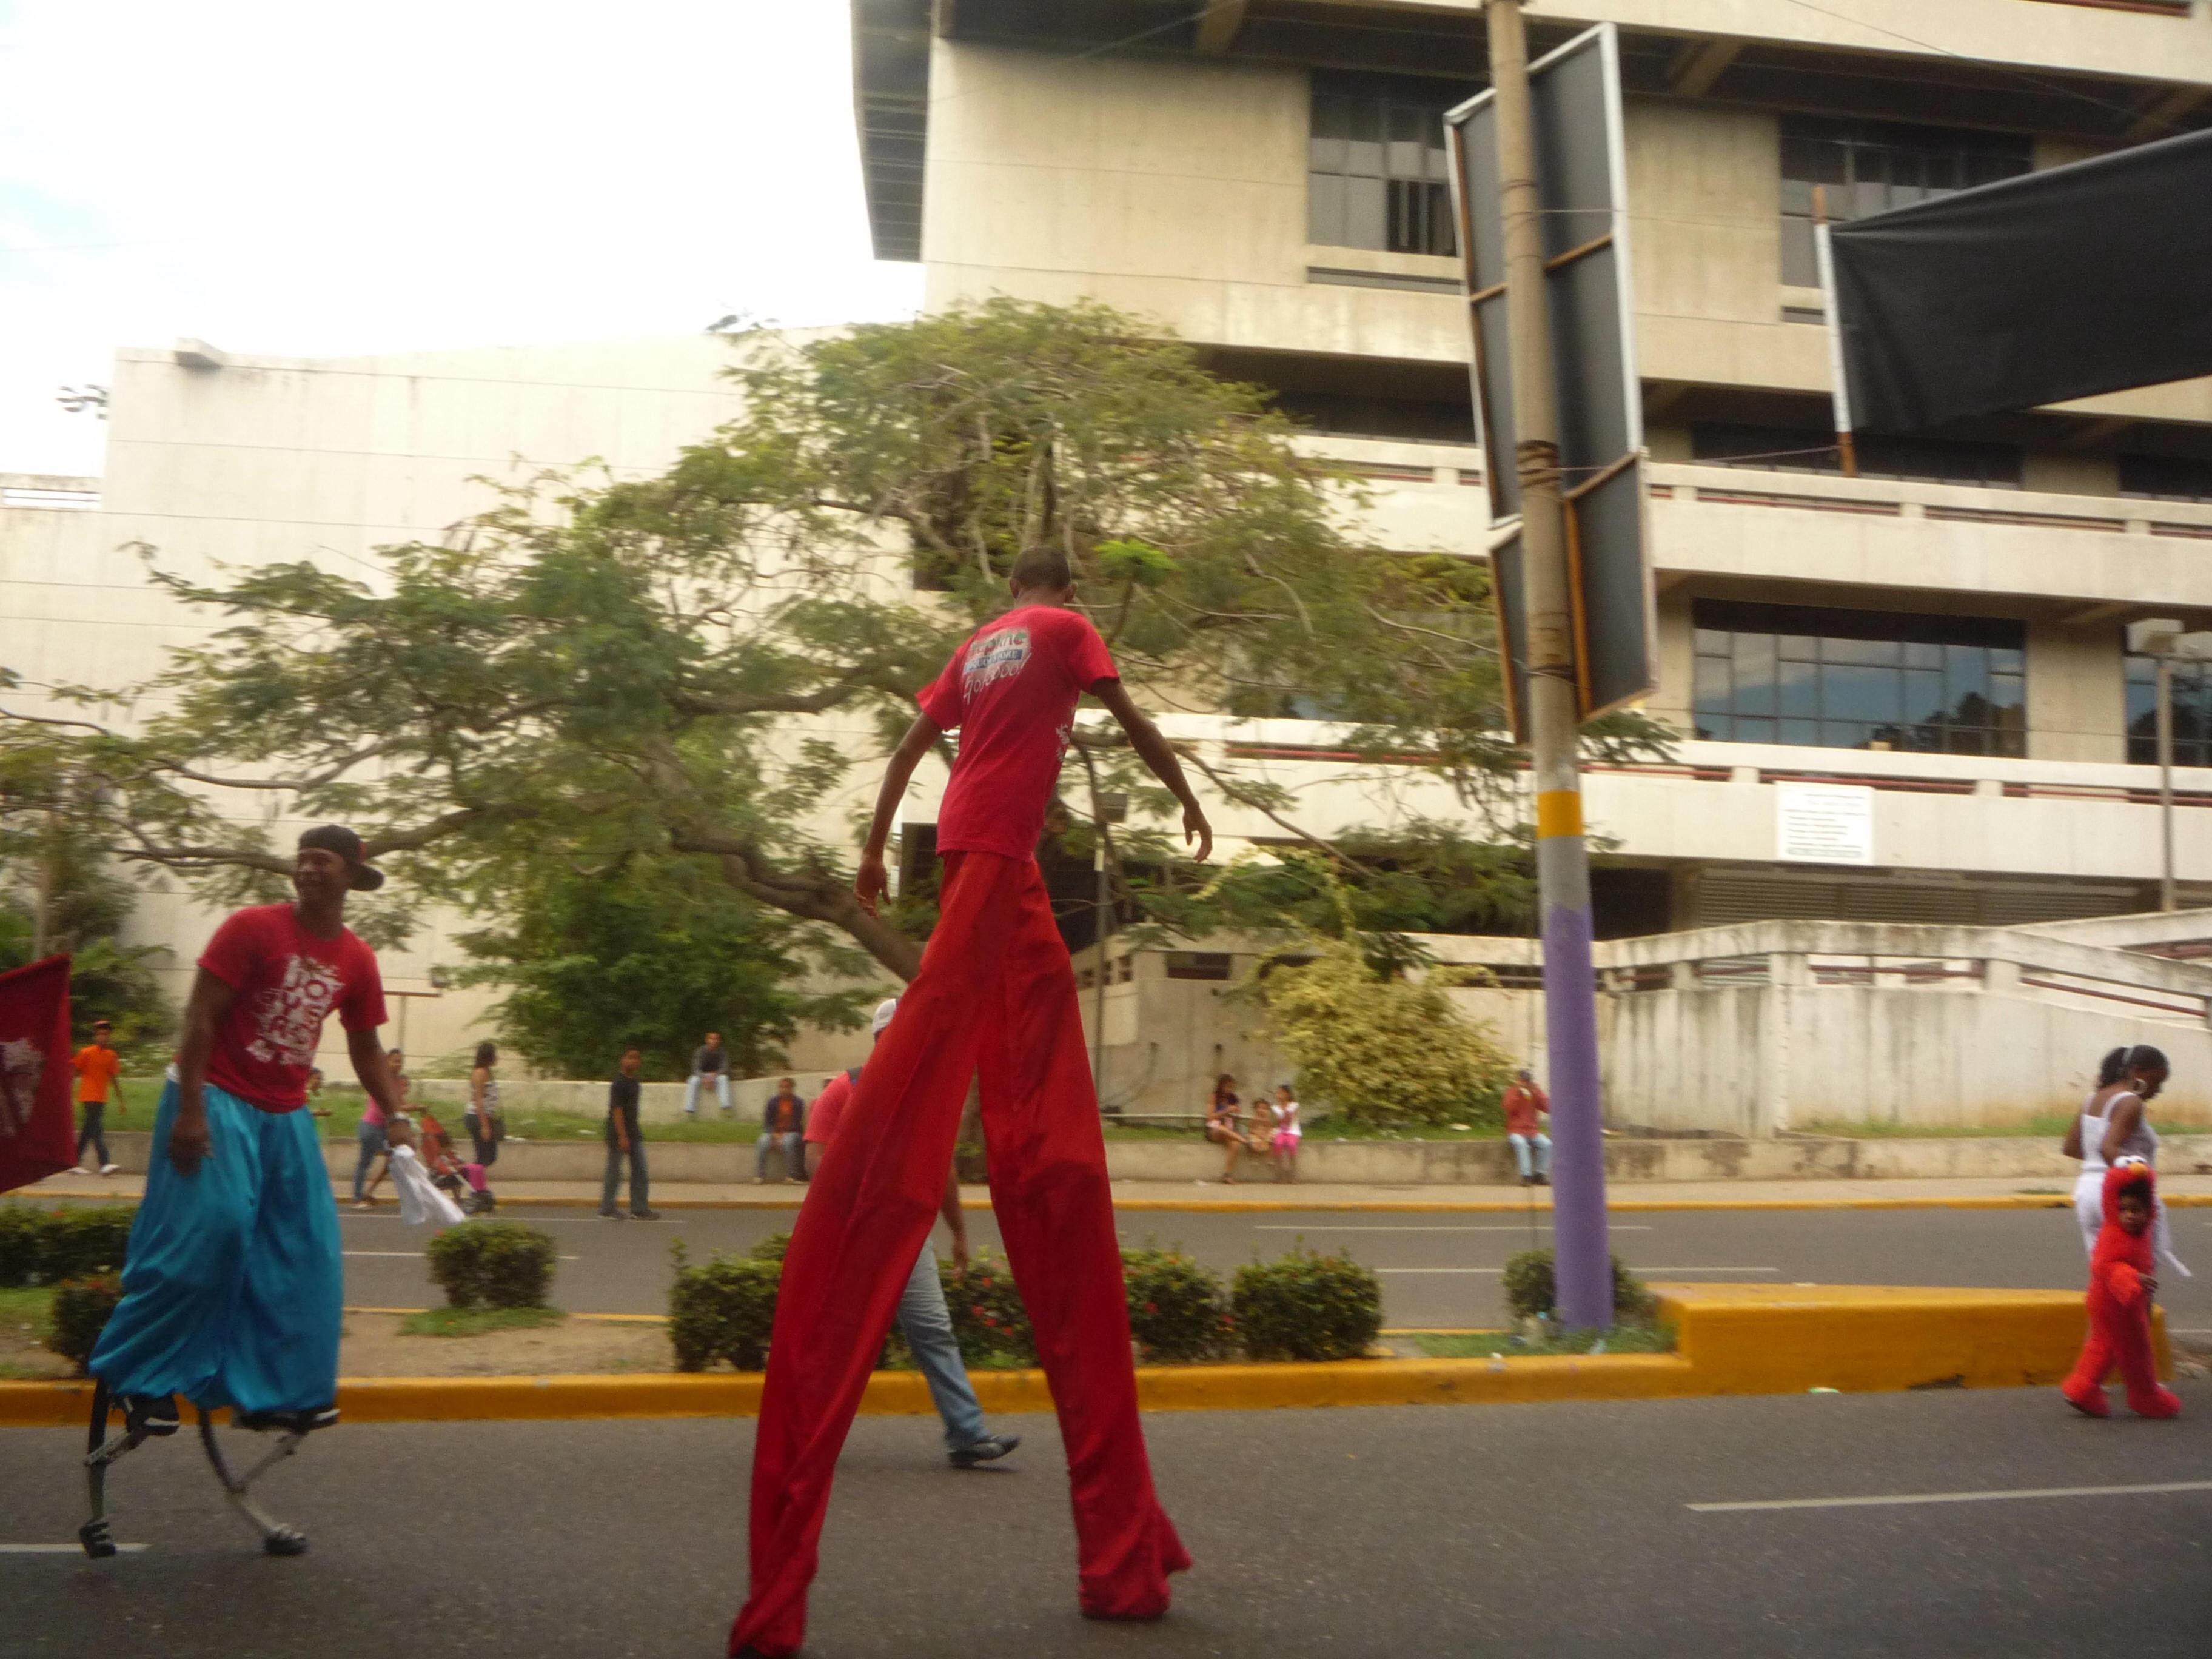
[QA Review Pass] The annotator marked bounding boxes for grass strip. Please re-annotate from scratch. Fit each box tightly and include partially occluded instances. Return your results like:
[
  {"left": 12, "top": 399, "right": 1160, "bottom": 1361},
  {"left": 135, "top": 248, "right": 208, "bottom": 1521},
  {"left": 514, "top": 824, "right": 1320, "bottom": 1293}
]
[
  {"left": 398, "top": 1306, "right": 567, "bottom": 1339},
  {"left": 1413, "top": 1322, "right": 1677, "bottom": 1358}
]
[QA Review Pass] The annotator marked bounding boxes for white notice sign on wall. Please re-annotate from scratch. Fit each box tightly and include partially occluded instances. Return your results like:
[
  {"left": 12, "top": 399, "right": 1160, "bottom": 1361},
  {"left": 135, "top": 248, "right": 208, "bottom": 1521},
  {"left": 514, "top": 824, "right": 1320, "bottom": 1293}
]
[{"left": 1775, "top": 782, "right": 1875, "bottom": 865}]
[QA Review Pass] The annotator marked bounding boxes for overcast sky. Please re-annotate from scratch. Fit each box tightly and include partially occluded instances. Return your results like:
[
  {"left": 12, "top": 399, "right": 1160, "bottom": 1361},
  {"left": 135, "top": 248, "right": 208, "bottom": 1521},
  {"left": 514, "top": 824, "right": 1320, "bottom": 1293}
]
[{"left": 0, "top": 0, "right": 923, "bottom": 475}]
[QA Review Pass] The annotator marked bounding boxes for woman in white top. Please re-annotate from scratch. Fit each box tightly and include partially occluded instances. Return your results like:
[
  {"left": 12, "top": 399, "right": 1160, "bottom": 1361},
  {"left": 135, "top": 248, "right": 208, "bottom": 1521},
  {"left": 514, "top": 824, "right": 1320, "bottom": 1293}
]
[
  {"left": 466, "top": 1041, "right": 503, "bottom": 1169},
  {"left": 2064, "top": 1043, "right": 2188, "bottom": 1278}
]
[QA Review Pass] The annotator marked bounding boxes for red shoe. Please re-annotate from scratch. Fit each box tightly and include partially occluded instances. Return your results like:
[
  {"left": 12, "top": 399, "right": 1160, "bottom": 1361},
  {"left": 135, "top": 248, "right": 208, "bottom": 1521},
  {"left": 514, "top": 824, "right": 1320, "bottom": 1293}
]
[
  {"left": 2063, "top": 1384, "right": 2111, "bottom": 1418},
  {"left": 2133, "top": 1387, "right": 2183, "bottom": 1419}
]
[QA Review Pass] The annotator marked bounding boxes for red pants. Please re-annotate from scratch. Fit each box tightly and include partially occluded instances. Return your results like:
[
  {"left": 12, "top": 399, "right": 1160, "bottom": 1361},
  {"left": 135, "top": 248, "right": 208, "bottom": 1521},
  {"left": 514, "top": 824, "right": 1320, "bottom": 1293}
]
[
  {"left": 2062, "top": 1290, "right": 2180, "bottom": 1419},
  {"left": 730, "top": 852, "right": 1188, "bottom": 1657}
]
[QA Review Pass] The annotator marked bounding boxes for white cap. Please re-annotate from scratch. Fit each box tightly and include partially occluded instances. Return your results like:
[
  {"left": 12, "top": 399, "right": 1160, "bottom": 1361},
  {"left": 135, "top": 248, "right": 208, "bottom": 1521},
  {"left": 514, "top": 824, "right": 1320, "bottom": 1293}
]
[{"left": 871, "top": 997, "right": 899, "bottom": 1037}]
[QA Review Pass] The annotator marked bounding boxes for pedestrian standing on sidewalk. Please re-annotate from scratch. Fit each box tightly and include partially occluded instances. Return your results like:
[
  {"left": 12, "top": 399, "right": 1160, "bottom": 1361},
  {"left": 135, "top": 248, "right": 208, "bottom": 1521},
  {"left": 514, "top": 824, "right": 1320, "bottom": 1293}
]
[
  {"left": 355, "top": 1047, "right": 414, "bottom": 1209},
  {"left": 1503, "top": 1068, "right": 1552, "bottom": 1188},
  {"left": 732, "top": 548, "right": 1204, "bottom": 1657},
  {"left": 599, "top": 1047, "right": 657, "bottom": 1219},
  {"left": 686, "top": 1031, "right": 731, "bottom": 1117},
  {"left": 2065, "top": 1044, "right": 2188, "bottom": 1279},
  {"left": 755, "top": 1076, "right": 807, "bottom": 1184},
  {"left": 464, "top": 1041, "right": 502, "bottom": 1168},
  {"left": 69, "top": 1019, "right": 126, "bottom": 1176},
  {"left": 801, "top": 998, "right": 1018, "bottom": 1466}
]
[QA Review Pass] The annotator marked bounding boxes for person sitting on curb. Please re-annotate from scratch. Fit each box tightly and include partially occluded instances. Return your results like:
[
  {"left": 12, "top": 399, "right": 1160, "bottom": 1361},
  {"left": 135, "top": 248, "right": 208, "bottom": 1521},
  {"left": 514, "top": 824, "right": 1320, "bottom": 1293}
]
[
  {"left": 1503, "top": 1068, "right": 1551, "bottom": 1188},
  {"left": 801, "top": 996, "right": 1020, "bottom": 1470},
  {"left": 1204, "top": 1073, "right": 1260, "bottom": 1184},
  {"left": 756, "top": 1076, "right": 808, "bottom": 1184},
  {"left": 1268, "top": 1084, "right": 1302, "bottom": 1183},
  {"left": 686, "top": 1030, "right": 731, "bottom": 1116}
]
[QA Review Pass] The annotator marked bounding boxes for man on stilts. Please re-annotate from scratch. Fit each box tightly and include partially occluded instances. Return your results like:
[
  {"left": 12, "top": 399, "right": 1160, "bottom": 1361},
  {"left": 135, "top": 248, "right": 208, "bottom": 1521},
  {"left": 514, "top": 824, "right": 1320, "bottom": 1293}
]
[
  {"left": 730, "top": 548, "right": 1212, "bottom": 1657},
  {"left": 80, "top": 824, "right": 404, "bottom": 1558}
]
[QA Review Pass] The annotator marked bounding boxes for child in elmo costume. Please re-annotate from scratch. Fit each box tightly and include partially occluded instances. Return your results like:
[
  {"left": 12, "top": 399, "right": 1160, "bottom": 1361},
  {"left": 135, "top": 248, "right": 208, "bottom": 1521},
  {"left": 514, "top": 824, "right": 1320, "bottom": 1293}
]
[{"left": 2062, "top": 1160, "right": 2182, "bottom": 1419}]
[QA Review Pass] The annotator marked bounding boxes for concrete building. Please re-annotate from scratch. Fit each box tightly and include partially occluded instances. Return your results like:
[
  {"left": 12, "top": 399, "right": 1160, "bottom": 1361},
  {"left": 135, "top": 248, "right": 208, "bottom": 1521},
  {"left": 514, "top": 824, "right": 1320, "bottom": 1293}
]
[{"left": 856, "top": 0, "right": 2212, "bottom": 940}]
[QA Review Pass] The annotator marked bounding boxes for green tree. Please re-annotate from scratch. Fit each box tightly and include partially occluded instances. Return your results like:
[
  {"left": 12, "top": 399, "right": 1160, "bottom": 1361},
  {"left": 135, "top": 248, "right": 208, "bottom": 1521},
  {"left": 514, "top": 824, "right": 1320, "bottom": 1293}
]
[
  {"left": 455, "top": 856, "right": 874, "bottom": 1081},
  {"left": 1, "top": 299, "right": 1667, "bottom": 980}
]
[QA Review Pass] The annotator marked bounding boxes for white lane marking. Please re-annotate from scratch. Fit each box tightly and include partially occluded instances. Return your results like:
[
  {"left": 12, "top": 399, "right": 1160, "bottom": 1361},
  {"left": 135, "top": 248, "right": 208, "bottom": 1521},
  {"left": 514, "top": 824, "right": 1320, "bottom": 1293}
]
[
  {"left": 0, "top": 1543, "right": 149, "bottom": 1553},
  {"left": 343, "top": 1250, "right": 580, "bottom": 1261},
  {"left": 1250, "top": 1224, "right": 1654, "bottom": 1233},
  {"left": 1691, "top": 1479, "right": 2212, "bottom": 1514}
]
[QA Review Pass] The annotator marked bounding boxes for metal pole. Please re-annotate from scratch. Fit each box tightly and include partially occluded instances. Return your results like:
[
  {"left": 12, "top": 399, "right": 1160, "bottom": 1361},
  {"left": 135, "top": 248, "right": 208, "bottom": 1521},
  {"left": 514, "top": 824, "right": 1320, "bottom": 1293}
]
[
  {"left": 1812, "top": 189, "right": 1858, "bottom": 479},
  {"left": 1093, "top": 836, "right": 1111, "bottom": 1089},
  {"left": 2159, "top": 653, "right": 2177, "bottom": 913},
  {"left": 1488, "top": 0, "right": 1612, "bottom": 1330}
]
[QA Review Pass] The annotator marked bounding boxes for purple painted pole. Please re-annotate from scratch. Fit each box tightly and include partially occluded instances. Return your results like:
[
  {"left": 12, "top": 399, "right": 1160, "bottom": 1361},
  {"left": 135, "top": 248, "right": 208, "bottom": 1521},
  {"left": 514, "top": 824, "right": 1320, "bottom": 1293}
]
[{"left": 1540, "top": 865, "right": 1612, "bottom": 1330}]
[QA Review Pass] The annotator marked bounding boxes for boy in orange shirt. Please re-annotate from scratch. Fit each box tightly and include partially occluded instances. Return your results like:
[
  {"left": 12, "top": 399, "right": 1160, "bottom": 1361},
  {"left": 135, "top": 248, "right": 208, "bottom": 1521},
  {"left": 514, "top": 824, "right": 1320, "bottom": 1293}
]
[{"left": 69, "top": 1018, "right": 127, "bottom": 1176}]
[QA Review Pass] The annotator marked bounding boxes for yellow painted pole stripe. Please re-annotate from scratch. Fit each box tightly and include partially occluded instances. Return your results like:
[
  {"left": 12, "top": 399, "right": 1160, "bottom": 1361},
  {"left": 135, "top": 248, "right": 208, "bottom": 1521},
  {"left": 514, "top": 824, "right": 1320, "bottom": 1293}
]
[{"left": 1534, "top": 789, "right": 1583, "bottom": 839}]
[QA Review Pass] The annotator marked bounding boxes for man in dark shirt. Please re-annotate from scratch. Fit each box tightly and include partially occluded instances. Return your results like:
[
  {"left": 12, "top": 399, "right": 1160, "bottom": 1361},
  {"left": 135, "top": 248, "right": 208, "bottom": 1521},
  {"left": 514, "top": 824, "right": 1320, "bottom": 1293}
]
[
  {"left": 756, "top": 1075, "right": 808, "bottom": 1184},
  {"left": 600, "top": 1048, "right": 656, "bottom": 1219},
  {"left": 686, "top": 1030, "right": 731, "bottom": 1117}
]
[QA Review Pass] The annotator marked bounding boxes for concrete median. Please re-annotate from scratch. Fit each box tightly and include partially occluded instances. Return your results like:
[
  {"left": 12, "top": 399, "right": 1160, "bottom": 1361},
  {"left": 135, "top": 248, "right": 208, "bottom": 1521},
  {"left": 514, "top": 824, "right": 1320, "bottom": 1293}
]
[{"left": 0, "top": 1284, "right": 2163, "bottom": 1426}]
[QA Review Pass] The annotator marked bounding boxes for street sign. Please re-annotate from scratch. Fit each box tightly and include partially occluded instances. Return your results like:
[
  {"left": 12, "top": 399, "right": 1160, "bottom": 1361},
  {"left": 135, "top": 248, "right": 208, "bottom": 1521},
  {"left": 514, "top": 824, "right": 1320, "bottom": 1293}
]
[{"left": 1445, "top": 22, "right": 1654, "bottom": 742}]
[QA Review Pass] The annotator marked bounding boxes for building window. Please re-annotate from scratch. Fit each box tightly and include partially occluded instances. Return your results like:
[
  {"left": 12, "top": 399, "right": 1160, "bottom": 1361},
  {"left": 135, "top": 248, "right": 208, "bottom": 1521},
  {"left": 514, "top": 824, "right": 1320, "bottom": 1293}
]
[
  {"left": 1692, "top": 423, "right": 2020, "bottom": 490},
  {"left": 1164, "top": 951, "right": 1234, "bottom": 982},
  {"left": 1780, "top": 116, "right": 2030, "bottom": 287},
  {"left": 2125, "top": 649, "right": 2212, "bottom": 767},
  {"left": 1693, "top": 600, "right": 2025, "bottom": 755},
  {"left": 2120, "top": 454, "right": 2212, "bottom": 504},
  {"left": 1309, "top": 73, "right": 1466, "bottom": 256}
]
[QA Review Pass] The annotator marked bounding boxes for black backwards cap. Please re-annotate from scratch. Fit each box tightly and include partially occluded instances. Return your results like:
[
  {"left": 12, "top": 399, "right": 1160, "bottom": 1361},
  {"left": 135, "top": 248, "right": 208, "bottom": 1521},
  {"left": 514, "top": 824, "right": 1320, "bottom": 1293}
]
[{"left": 297, "top": 824, "right": 386, "bottom": 891}]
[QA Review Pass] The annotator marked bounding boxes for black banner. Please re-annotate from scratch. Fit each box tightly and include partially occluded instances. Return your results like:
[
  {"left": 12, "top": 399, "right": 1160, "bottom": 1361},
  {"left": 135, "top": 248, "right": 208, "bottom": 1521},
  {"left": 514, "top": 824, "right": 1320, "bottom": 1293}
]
[{"left": 1828, "top": 126, "right": 2212, "bottom": 432}]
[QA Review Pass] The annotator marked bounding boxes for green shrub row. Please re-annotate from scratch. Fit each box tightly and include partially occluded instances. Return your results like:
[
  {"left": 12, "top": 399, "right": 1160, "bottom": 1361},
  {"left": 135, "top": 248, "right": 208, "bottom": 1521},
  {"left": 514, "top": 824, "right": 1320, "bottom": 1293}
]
[
  {"left": 669, "top": 1235, "right": 1381, "bottom": 1373},
  {"left": 426, "top": 1221, "right": 558, "bottom": 1310},
  {"left": 0, "top": 1205, "right": 138, "bottom": 1287},
  {"left": 47, "top": 1275, "right": 126, "bottom": 1373},
  {"left": 1500, "top": 1247, "right": 1656, "bottom": 1325}
]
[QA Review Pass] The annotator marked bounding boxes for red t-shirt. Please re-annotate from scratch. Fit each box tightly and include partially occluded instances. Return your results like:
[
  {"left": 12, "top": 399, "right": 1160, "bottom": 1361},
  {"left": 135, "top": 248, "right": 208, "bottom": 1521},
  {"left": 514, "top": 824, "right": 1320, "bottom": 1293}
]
[
  {"left": 1503, "top": 1082, "right": 1549, "bottom": 1138},
  {"left": 199, "top": 904, "right": 388, "bottom": 1112},
  {"left": 803, "top": 1072, "right": 853, "bottom": 1147},
  {"left": 916, "top": 604, "right": 1118, "bottom": 861}
]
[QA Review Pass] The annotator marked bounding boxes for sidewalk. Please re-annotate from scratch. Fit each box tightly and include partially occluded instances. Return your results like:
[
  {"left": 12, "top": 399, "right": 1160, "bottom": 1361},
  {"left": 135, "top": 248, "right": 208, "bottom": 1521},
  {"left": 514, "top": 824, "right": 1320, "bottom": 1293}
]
[{"left": 19, "top": 1170, "right": 2212, "bottom": 1210}]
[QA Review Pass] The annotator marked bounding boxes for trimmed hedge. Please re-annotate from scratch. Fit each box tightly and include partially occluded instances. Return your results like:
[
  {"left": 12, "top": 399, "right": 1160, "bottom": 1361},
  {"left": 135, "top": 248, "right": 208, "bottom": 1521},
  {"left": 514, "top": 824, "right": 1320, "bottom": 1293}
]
[
  {"left": 945, "top": 1250, "right": 1034, "bottom": 1368},
  {"left": 425, "top": 1220, "right": 557, "bottom": 1310},
  {"left": 0, "top": 1205, "right": 137, "bottom": 1287},
  {"left": 669, "top": 1242, "right": 782, "bottom": 1372},
  {"left": 47, "top": 1273, "right": 126, "bottom": 1375},
  {"left": 1500, "top": 1247, "right": 1655, "bottom": 1326},
  {"left": 1123, "top": 1247, "right": 1234, "bottom": 1364},
  {"left": 1231, "top": 1250, "right": 1382, "bottom": 1362}
]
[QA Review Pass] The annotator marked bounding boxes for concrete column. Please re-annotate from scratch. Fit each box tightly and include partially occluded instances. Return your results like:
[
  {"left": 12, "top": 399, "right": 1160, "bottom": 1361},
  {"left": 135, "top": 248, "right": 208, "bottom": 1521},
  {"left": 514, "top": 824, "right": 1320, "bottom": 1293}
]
[
  {"left": 1768, "top": 953, "right": 1813, "bottom": 987},
  {"left": 1985, "top": 957, "right": 2020, "bottom": 993},
  {"left": 1671, "top": 959, "right": 1697, "bottom": 991}
]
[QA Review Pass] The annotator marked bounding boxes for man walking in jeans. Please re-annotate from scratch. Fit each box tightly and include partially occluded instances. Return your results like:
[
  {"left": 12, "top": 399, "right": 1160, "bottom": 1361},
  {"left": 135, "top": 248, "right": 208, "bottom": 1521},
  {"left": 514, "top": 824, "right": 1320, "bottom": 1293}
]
[
  {"left": 599, "top": 1048, "right": 657, "bottom": 1219},
  {"left": 685, "top": 1031, "right": 731, "bottom": 1116},
  {"left": 68, "top": 1019, "right": 126, "bottom": 1175},
  {"left": 755, "top": 1077, "right": 807, "bottom": 1184},
  {"left": 805, "top": 998, "right": 1017, "bottom": 1469}
]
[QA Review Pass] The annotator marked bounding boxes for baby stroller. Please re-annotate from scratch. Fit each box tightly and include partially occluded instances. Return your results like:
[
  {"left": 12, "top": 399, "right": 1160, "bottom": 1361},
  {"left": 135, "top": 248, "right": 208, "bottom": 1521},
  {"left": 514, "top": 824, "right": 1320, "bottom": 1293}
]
[{"left": 419, "top": 1110, "right": 496, "bottom": 1215}]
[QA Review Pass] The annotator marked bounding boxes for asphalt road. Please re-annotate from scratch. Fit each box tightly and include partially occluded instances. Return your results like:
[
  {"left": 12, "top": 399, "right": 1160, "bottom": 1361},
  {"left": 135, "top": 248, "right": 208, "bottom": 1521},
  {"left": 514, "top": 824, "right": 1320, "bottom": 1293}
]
[
  {"left": 334, "top": 1202, "right": 2212, "bottom": 1334},
  {"left": 6, "top": 1386, "right": 2212, "bottom": 1657}
]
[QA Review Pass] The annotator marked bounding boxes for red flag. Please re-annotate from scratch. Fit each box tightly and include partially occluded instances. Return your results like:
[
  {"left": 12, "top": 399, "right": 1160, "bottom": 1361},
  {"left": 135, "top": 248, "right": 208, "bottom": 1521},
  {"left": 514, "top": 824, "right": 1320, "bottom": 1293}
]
[{"left": 0, "top": 955, "right": 76, "bottom": 1195}]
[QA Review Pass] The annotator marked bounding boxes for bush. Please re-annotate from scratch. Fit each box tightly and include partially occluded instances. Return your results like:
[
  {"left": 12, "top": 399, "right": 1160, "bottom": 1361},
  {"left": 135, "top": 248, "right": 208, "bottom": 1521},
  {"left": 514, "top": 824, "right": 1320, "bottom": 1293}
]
[
  {"left": 748, "top": 1232, "right": 791, "bottom": 1265},
  {"left": 668, "top": 1243, "right": 782, "bottom": 1372},
  {"left": 40, "top": 1207, "right": 136, "bottom": 1281},
  {"left": 945, "top": 1249, "right": 1034, "bottom": 1368},
  {"left": 47, "top": 1274, "right": 125, "bottom": 1374},
  {"left": 1500, "top": 1248, "right": 1655, "bottom": 1326},
  {"left": 1232, "top": 1250, "right": 1381, "bottom": 1362},
  {"left": 1122, "top": 1247, "right": 1233, "bottom": 1364},
  {"left": 0, "top": 1206, "right": 44, "bottom": 1287},
  {"left": 425, "top": 1221, "right": 557, "bottom": 1309},
  {"left": 0, "top": 1205, "right": 136, "bottom": 1287}
]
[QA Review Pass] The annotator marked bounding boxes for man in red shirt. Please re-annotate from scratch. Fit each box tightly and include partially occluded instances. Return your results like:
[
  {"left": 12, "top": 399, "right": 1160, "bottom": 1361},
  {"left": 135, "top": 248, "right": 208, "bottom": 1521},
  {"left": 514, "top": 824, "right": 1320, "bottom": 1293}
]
[
  {"left": 1503, "top": 1067, "right": 1552, "bottom": 1187},
  {"left": 732, "top": 548, "right": 1211, "bottom": 1657},
  {"left": 81, "top": 824, "right": 406, "bottom": 1557}
]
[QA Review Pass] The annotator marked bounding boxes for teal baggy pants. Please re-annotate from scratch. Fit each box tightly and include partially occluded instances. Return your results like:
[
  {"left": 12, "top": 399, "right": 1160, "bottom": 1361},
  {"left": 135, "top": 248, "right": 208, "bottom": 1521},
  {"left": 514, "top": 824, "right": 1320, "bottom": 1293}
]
[{"left": 89, "top": 1081, "right": 343, "bottom": 1414}]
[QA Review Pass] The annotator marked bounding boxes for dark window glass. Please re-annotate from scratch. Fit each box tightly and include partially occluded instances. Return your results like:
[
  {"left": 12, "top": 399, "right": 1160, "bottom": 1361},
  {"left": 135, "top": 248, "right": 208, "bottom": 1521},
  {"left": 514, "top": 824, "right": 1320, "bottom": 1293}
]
[
  {"left": 1309, "top": 72, "right": 1470, "bottom": 255},
  {"left": 1692, "top": 600, "right": 2025, "bottom": 756},
  {"left": 1165, "top": 951, "right": 1235, "bottom": 982},
  {"left": 1691, "top": 423, "right": 2020, "bottom": 489},
  {"left": 2125, "top": 643, "right": 2212, "bottom": 768},
  {"left": 1778, "top": 116, "right": 2030, "bottom": 287},
  {"left": 2120, "top": 454, "right": 2212, "bottom": 503}
]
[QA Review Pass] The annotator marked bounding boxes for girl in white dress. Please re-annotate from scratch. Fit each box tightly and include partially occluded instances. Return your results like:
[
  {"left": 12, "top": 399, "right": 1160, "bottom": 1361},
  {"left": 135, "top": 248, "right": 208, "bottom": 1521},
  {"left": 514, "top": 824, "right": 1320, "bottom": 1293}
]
[{"left": 2065, "top": 1044, "right": 2188, "bottom": 1279}]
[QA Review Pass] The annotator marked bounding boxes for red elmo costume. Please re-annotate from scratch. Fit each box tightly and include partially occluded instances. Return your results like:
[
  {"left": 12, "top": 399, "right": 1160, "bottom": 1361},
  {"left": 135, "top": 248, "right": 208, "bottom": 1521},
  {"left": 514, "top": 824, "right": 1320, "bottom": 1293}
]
[{"left": 2062, "top": 1162, "right": 2181, "bottom": 1419}]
